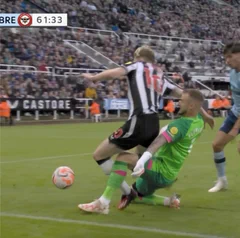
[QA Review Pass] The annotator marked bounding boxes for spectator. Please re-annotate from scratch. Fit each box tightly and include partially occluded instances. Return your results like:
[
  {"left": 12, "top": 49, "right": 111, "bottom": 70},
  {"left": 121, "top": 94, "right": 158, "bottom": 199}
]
[
  {"left": 164, "top": 99, "right": 175, "bottom": 119},
  {"left": 90, "top": 100, "right": 100, "bottom": 115},
  {"left": 0, "top": 97, "right": 12, "bottom": 125},
  {"left": 212, "top": 95, "right": 223, "bottom": 116},
  {"left": 38, "top": 61, "right": 48, "bottom": 72},
  {"left": 85, "top": 83, "right": 97, "bottom": 99},
  {"left": 221, "top": 96, "right": 231, "bottom": 109},
  {"left": 172, "top": 72, "right": 184, "bottom": 85},
  {"left": 212, "top": 95, "right": 223, "bottom": 109},
  {"left": 221, "top": 96, "right": 231, "bottom": 118}
]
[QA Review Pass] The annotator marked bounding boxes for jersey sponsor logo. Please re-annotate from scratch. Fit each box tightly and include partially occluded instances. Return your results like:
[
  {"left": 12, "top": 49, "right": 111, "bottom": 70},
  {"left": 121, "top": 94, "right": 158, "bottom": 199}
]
[{"left": 170, "top": 127, "right": 178, "bottom": 135}]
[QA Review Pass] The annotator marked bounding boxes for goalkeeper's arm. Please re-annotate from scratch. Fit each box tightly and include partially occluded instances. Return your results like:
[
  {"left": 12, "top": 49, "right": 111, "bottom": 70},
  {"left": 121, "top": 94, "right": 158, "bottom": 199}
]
[{"left": 132, "top": 134, "right": 167, "bottom": 177}]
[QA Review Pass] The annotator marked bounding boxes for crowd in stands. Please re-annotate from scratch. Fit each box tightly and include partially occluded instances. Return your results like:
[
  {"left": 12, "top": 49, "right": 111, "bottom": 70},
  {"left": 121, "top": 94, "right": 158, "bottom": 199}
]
[
  {"left": 222, "top": 0, "right": 240, "bottom": 7},
  {"left": 0, "top": 71, "right": 129, "bottom": 100},
  {"left": 0, "top": 28, "right": 98, "bottom": 69},
  {"left": 72, "top": 28, "right": 226, "bottom": 70},
  {"left": 1, "top": 27, "right": 226, "bottom": 73},
  {"left": 1, "top": 0, "right": 238, "bottom": 100},
  {"left": 21, "top": 0, "right": 240, "bottom": 42}
]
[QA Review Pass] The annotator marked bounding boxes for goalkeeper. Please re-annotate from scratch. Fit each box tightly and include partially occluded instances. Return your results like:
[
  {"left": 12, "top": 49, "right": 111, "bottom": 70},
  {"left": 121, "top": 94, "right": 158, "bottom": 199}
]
[{"left": 78, "top": 89, "right": 205, "bottom": 214}]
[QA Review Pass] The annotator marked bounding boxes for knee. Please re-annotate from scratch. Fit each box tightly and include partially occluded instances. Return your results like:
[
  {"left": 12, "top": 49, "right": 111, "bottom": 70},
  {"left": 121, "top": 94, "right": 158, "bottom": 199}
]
[
  {"left": 93, "top": 150, "right": 100, "bottom": 161},
  {"left": 116, "top": 152, "right": 129, "bottom": 162},
  {"left": 212, "top": 141, "right": 224, "bottom": 152}
]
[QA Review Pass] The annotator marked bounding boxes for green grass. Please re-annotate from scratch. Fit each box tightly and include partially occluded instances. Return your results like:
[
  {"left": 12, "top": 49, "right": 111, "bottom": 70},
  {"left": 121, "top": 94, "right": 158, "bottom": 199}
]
[{"left": 0, "top": 120, "right": 239, "bottom": 238}]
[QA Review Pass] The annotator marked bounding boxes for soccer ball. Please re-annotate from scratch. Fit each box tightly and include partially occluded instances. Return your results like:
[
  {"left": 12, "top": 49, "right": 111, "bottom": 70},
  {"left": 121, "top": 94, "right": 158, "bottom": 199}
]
[{"left": 52, "top": 166, "right": 75, "bottom": 189}]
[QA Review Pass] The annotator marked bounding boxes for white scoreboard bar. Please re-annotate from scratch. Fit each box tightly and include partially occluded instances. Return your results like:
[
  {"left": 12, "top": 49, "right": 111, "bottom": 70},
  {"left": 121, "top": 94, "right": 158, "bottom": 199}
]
[{"left": 0, "top": 13, "right": 68, "bottom": 27}]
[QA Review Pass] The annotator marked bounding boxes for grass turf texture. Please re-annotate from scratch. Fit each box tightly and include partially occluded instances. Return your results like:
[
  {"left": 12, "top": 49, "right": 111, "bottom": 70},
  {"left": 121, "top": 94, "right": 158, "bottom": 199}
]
[{"left": 0, "top": 119, "right": 239, "bottom": 238}]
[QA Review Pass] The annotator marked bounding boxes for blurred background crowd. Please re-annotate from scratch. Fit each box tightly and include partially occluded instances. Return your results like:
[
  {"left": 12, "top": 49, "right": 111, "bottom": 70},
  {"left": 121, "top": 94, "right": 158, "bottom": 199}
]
[{"left": 0, "top": 0, "right": 239, "bottom": 100}]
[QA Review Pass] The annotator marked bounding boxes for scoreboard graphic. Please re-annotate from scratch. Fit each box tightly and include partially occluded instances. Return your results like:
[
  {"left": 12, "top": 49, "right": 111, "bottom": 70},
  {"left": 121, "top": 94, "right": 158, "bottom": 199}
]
[{"left": 0, "top": 13, "right": 68, "bottom": 27}]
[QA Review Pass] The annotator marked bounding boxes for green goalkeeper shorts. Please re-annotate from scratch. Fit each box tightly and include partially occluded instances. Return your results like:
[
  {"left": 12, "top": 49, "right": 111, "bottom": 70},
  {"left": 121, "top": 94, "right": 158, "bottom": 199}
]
[{"left": 135, "top": 157, "right": 175, "bottom": 196}]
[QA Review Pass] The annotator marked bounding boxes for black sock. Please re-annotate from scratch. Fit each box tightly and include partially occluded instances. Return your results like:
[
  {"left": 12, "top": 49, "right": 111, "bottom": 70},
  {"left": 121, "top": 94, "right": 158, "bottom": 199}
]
[
  {"left": 132, "top": 182, "right": 144, "bottom": 197},
  {"left": 96, "top": 157, "right": 111, "bottom": 165}
]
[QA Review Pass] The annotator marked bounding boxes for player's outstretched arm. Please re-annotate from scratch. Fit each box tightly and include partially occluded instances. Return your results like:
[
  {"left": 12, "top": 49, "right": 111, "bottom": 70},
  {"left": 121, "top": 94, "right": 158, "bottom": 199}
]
[
  {"left": 200, "top": 108, "right": 215, "bottom": 129},
  {"left": 81, "top": 68, "right": 127, "bottom": 82},
  {"left": 146, "top": 134, "right": 168, "bottom": 155},
  {"left": 132, "top": 135, "right": 167, "bottom": 177}
]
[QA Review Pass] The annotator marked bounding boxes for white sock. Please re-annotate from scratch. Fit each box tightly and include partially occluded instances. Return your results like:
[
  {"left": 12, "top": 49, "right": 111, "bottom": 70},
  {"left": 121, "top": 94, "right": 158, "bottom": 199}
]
[
  {"left": 99, "top": 159, "right": 131, "bottom": 195},
  {"left": 163, "top": 197, "right": 170, "bottom": 206},
  {"left": 120, "top": 181, "right": 131, "bottom": 195},
  {"left": 99, "top": 159, "right": 114, "bottom": 175},
  {"left": 99, "top": 196, "right": 111, "bottom": 206}
]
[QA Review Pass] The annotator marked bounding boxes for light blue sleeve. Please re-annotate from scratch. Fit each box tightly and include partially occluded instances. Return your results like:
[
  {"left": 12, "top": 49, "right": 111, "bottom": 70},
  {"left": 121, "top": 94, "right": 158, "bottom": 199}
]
[{"left": 230, "top": 70, "right": 240, "bottom": 117}]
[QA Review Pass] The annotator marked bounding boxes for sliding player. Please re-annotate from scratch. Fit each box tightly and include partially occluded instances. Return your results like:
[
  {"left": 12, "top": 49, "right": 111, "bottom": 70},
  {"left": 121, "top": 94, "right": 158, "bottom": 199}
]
[{"left": 78, "top": 89, "right": 205, "bottom": 214}]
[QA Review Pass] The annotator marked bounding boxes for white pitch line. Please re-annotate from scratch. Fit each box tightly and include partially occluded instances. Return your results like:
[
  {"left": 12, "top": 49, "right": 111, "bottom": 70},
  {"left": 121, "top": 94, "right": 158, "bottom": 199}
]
[
  {"left": 0, "top": 212, "right": 227, "bottom": 238},
  {"left": 0, "top": 153, "right": 92, "bottom": 164},
  {"left": 0, "top": 141, "right": 212, "bottom": 164},
  {"left": 0, "top": 151, "right": 212, "bottom": 164}
]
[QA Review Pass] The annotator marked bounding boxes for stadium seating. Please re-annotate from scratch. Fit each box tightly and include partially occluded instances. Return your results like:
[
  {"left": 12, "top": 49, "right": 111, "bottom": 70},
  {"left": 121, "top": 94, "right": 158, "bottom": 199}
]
[
  {"left": 1, "top": 0, "right": 237, "bottom": 99},
  {"left": 222, "top": 0, "right": 240, "bottom": 7},
  {"left": 11, "top": 0, "right": 239, "bottom": 41}
]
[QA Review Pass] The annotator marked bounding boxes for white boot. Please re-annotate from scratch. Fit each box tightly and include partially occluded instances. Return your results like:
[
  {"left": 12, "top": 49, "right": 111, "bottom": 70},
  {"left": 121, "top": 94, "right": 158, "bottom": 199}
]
[
  {"left": 208, "top": 177, "right": 228, "bottom": 193},
  {"left": 78, "top": 199, "right": 109, "bottom": 214}
]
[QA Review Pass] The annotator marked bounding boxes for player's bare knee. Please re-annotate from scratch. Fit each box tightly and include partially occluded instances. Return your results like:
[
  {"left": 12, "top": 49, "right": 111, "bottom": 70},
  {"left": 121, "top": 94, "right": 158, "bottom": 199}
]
[
  {"left": 93, "top": 150, "right": 100, "bottom": 161},
  {"left": 212, "top": 141, "right": 224, "bottom": 152},
  {"left": 116, "top": 152, "right": 130, "bottom": 162},
  {"left": 93, "top": 150, "right": 107, "bottom": 161}
]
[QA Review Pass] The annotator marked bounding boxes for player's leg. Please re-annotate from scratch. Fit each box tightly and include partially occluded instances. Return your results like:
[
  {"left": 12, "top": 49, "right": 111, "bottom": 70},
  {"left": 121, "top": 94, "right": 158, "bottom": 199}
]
[
  {"left": 134, "top": 193, "right": 180, "bottom": 208},
  {"left": 113, "top": 113, "right": 159, "bottom": 194},
  {"left": 117, "top": 115, "right": 160, "bottom": 206},
  {"left": 93, "top": 138, "right": 132, "bottom": 195},
  {"left": 78, "top": 152, "right": 138, "bottom": 214},
  {"left": 118, "top": 158, "right": 179, "bottom": 209},
  {"left": 209, "top": 111, "right": 237, "bottom": 192},
  {"left": 135, "top": 145, "right": 146, "bottom": 157},
  {"left": 118, "top": 114, "right": 160, "bottom": 195},
  {"left": 93, "top": 138, "right": 123, "bottom": 175},
  {"left": 133, "top": 165, "right": 180, "bottom": 208},
  {"left": 119, "top": 179, "right": 180, "bottom": 209},
  {"left": 93, "top": 117, "right": 140, "bottom": 196},
  {"left": 99, "top": 152, "right": 138, "bottom": 205}
]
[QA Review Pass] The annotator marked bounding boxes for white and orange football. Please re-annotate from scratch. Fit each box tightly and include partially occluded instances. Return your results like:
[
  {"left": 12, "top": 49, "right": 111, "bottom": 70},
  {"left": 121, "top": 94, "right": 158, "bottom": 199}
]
[{"left": 52, "top": 166, "right": 75, "bottom": 189}]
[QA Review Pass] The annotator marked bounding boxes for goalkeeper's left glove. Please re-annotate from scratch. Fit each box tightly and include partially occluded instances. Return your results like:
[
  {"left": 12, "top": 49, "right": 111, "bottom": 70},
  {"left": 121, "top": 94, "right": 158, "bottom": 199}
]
[{"left": 131, "top": 151, "right": 152, "bottom": 178}]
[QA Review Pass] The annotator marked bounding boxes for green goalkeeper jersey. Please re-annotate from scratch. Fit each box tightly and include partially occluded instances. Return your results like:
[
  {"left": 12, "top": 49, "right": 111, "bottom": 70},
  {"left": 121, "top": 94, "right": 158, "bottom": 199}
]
[{"left": 155, "top": 114, "right": 204, "bottom": 180}]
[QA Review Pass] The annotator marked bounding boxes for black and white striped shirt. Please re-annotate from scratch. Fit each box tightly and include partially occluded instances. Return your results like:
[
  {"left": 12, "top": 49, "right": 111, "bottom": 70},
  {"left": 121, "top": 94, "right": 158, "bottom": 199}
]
[{"left": 123, "top": 61, "right": 176, "bottom": 118}]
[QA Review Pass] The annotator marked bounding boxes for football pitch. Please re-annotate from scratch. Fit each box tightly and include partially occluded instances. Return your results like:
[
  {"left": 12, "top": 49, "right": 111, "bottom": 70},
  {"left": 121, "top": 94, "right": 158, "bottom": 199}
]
[{"left": 0, "top": 119, "right": 239, "bottom": 238}]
